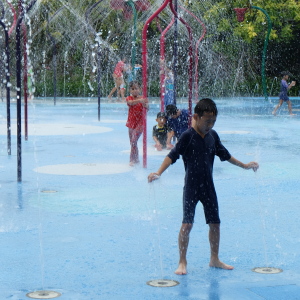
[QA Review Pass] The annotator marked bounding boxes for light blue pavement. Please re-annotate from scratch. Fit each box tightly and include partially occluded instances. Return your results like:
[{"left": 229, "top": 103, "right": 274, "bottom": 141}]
[{"left": 0, "top": 97, "right": 300, "bottom": 300}]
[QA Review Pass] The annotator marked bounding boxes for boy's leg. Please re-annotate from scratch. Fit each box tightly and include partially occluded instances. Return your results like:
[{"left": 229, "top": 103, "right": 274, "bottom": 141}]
[
  {"left": 175, "top": 223, "right": 193, "bottom": 275},
  {"left": 272, "top": 99, "right": 283, "bottom": 115},
  {"left": 287, "top": 100, "right": 295, "bottom": 115},
  {"left": 208, "top": 223, "right": 233, "bottom": 270}
]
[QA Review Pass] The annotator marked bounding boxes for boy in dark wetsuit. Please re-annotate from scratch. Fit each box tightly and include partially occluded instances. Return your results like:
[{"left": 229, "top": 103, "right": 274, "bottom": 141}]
[
  {"left": 148, "top": 98, "right": 259, "bottom": 275},
  {"left": 152, "top": 112, "right": 173, "bottom": 151}
]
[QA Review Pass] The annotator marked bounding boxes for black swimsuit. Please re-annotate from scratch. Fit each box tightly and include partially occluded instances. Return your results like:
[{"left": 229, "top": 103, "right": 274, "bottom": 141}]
[{"left": 167, "top": 128, "right": 231, "bottom": 224}]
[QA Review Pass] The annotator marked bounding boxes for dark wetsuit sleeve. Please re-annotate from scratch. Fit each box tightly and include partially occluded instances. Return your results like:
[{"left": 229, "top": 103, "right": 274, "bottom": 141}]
[
  {"left": 167, "top": 130, "right": 191, "bottom": 164},
  {"left": 214, "top": 131, "right": 231, "bottom": 161}
]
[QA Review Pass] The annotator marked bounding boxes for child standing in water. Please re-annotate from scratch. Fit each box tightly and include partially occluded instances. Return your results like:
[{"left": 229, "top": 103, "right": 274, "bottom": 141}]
[
  {"left": 160, "top": 59, "right": 175, "bottom": 109},
  {"left": 126, "top": 81, "right": 148, "bottom": 166},
  {"left": 108, "top": 57, "right": 128, "bottom": 102},
  {"left": 148, "top": 98, "right": 259, "bottom": 275},
  {"left": 272, "top": 71, "right": 296, "bottom": 116}
]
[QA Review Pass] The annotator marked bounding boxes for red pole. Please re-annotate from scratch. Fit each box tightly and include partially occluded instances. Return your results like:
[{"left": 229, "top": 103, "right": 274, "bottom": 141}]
[
  {"left": 142, "top": 0, "right": 170, "bottom": 168},
  {"left": 169, "top": 0, "right": 194, "bottom": 126},
  {"left": 180, "top": 5, "right": 206, "bottom": 102},
  {"left": 7, "top": 1, "right": 17, "bottom": 36},
  {"left": 159, "top": 17, "right": 175, "bottom": 112}
]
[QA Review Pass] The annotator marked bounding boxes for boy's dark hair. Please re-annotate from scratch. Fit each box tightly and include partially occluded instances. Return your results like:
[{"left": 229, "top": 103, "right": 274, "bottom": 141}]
[
  {"left": 194, "top": 98, "right": 218, "bottom": 117},
  {"left": 157, "top": 112, "right": 166, "bottom": 119},
  {"left": 166, "top": 104, "right": 178, "bottom": 117},
  {"left": 281, "top": 71, "right": 292, "bottom": 77},
  {"left": 129, "top": 81, "right": 140, "bottom": 89}
]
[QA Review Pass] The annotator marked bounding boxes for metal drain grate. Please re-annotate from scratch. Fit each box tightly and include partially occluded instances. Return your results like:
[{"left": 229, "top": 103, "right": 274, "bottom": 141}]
[
  {"left": 26, "top": 290, "right": 61, "bottom": 299},
  {"left": 146, "top": 279, "right": 179, "bottom": 287},
  {"left": 41, "top": 190, "right": 57, "bottom": 193},
  {"left": 252, "top": 267, "right": 283, "bottom": 274}
]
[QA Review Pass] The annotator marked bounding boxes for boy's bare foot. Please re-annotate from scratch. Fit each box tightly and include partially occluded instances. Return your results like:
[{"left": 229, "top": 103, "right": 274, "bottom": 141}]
[
  {"left": 209, "top": 259, "right": 234, "bottom": 270},
  {"left": 289, "top": 113, "right": 296, "bottom": 116},
  {"left": 174, "top": 263, "right": 187, "bottom": 275},
  {"left": 272, "top": 111, "right": 276, "bottom": 116}
]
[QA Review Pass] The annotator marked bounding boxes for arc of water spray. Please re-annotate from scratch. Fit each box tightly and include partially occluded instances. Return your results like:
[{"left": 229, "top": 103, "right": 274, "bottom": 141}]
[
  {"left": 158, "top": 17, "right": 175, "bottom": 112},
  {"left": 126, "top": 0, "right": 138, "bottom": 80},
  {"left": 21, "top": 17, "right": 29, "bottom": 140},
  {"left": 16, "top": 0, "right": 37, "bottom": 182},
  {"left": 180, "top": 5, "right": 206, "bottom": 102},
  {"left": 0, "top": 0, "right": 14, "bottom": 155},
  {"left": 168, "top": 0, "right": 194, "bottom": 125},
  {"left": 85, "top": 0, "right": 105, "bottom": 121},
  {"left": 46, "top": 6, "right": 66, "bottom": 106}
]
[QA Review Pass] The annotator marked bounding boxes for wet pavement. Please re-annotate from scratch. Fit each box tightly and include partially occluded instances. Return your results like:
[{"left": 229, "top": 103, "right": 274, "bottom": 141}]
[{"left": 0, "top": 97, "right": 300, "bottom": 299}]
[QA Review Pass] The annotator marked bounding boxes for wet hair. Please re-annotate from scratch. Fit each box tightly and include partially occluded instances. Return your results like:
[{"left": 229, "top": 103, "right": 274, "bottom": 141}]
[
  {"left": 129, "top": 81, "right": 140, "bottom": 89},
  {"left": 281, "top": 71, "right": 292, "bottom": 77},
  {"left": 165, "top": 104, "right": 178, "bottom": 117},
  {"left": 194, "top": 98, "right": 218, "bottom": 117},
  {"left": 156, "top": 112, "right": 166, "bottom": 119}
]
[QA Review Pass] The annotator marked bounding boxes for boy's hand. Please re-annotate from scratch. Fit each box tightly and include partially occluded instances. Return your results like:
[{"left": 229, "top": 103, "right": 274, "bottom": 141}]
[
  {"left": 148, "top": 173, "right": 160, "bottom": 182},
  {"left": 155, "top": 143, "right": 162, "bottom": 151},
  {"left": 291, "top": 81, "right": 296, "bottom": 86},
  {"left": 244, "top": 162, "right": 259, "bottom": 172}
]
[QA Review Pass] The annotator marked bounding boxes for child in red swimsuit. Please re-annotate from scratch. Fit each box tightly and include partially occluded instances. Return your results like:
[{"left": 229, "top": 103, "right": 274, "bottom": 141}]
[
  {"left": 107, "top": 58, "right": 128, "bottom": 101},
  {"left": 126, "top": 81, "right": 148, "bottom": 166}
]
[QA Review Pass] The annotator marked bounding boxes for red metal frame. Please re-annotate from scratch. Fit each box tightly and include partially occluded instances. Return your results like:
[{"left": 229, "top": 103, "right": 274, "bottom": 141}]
[{"left": 141, "top": 0, "right": 195, "bottom": 168}]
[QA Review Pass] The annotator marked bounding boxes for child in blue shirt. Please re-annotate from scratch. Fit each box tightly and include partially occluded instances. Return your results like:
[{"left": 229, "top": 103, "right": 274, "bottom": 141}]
[
  {"left": 166, "top": 104, "right": 189, "bottom": 140},
  {"left": 272, "top": 71, "right": 296, "bottom": 116}
]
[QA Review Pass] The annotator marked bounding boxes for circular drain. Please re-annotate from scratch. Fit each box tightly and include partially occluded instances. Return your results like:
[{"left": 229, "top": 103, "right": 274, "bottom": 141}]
[
  {"left": 252, "top": 267, "right": 283, "bottom": 274},
  {"left": 26, "top": 290, "right": 61, "bottom": 299},
  {"left": 146, "top": 279, "right": 179, "bottom": 287},
  {"left": 41, "top": 190, "right": 57, "bottom": 193}
]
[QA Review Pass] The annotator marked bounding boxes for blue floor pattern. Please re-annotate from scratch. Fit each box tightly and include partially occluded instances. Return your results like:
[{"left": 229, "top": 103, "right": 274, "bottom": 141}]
[{"left": 0, "top": 97, "right": 300, "bottom": 300}]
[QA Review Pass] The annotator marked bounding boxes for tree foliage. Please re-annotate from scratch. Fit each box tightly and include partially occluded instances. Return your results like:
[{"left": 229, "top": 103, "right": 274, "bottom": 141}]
[{"left": 0, "top": 0, "right": 299, "bottom": 97}]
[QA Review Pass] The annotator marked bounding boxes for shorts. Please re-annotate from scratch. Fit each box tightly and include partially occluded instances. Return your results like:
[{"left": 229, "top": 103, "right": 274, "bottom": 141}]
[
  {"left": 279, "top": 92, "right": 289, "bottom": 102},
  {"left": 182, "top": 188, "right": 220, "bottom": 224}
]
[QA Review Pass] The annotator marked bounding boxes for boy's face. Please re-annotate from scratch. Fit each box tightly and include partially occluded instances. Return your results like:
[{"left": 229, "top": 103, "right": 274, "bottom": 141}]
[
  {"left": 283, "top": 74, "right": 289, "bottom": 81},
  {"left": 156, "top": 117, "right": 166, "bottom": 127},
  {"left": 170, "top": 110, "right": 180, "bottom": 119},
  {"left": 193, "top": 112, "right": 216, "bottom": 137}
]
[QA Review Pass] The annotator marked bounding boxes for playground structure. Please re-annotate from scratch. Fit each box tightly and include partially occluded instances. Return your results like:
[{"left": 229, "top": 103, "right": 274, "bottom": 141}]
[
  {"left": 1, "top": 0, "right": 288, "bottom": 176},
  {"left": 1, "top": 0, "right": 212, "bottom": 178}
]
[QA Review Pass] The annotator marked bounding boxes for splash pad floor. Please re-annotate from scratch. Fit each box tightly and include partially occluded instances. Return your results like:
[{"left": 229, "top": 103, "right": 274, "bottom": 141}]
[{"left": 0, "top": 97, "right": 300, "bottom": 299}]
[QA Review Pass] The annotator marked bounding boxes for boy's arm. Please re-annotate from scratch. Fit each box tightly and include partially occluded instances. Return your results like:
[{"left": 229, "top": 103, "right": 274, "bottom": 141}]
[
  {"left": 153, "top": 135, "right": 161, "bottom": 145},
  {"left": 228, "top": 156, "right": 259, "bottom": 172},
  {"left": 148, "top": 156, "right": 172, "bottom": 182},
  {"left": 289, "top": 81, "right": 296, "bottom": 89}
]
